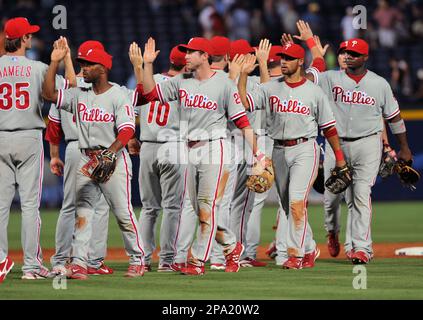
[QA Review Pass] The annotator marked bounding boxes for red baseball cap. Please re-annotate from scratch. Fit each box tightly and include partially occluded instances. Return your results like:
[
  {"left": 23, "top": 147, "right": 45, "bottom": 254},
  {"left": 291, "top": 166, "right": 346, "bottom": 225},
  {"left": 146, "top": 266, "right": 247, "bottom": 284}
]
[
  {"left": 170, "top": 45, "right": 186, "bottom": 66},
  {"left": 78, "top": 40, "right": 105, "bottom": 55},
  {"left": 77, "top": 47, "right": 113, "bottom": 70},
  {"left": 4, "top": 17, "right": 40, "bottom": 39},
  {"left": 344, "top": 38, "right": 369, "bottom": 55},
  {"left": 178, "top": 37, "right": 213, "bottom": 55},
  {"left": 277, "top": 43, "right": 305, "bottom": 59},
  {"left": 337, "top": 41, "right": 348, "bottom": 55},
  {"left": 268, "top": 45, "right": 283, "bottom": 62},
  {"left": 210, "top": 36, "right": 231, "bottom": 56},
  {"left": 229, "top": 39, "right": 254, "bottom": 61}
]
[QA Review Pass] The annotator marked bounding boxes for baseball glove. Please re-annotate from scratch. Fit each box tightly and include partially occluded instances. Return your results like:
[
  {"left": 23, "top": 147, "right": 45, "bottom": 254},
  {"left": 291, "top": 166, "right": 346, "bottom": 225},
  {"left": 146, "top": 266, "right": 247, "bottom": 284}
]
[
  {"left": 379, "top": 144, "right": 397, "bottom": 179},
  {"left": 246, "top": 158, "right": 275, "bottom": 193},
  {"left": 81, "top": 149, "right": 117, "bottom": 184},
  {"left": 394, "top": 159, "right": 420, "bottom": 190},
  {"left": 325, "top": 164, "right": 352, "bottom": 194}
]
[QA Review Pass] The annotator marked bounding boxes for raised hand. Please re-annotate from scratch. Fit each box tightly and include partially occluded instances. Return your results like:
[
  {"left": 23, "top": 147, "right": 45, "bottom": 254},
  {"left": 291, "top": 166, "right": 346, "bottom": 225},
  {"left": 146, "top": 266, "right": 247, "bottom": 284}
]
[
  {"left": 129, "top": 42, "right": 143, "bottom": 67},
  {"left": 241, "top": 54, "right": 258, "bottom": 74},
  {"left": 143, "top": 37, "right": 160, "bottom": 64},
  {"left": 51, "top": 36, "right": 68, "bottom": 62},
  {"left": 280, "top": 33, "right": 294, "bottom": 46},
  {"left": 255, "top": 38, "right": 272, "bottom": 64},
  {"left": 228, "top": 53, "right": 245, "bottom": 80},
  {"left": 314, "top": 35, "right": 329, "bottom": 56},
  {"left": 293, "top": 20, "right": 314, "bottom": 41}
]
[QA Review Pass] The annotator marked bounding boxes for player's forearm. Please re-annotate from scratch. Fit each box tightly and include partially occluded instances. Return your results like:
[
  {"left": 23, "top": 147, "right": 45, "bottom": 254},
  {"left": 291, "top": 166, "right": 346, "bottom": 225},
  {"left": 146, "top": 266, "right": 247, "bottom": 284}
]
[
  {"left": 42, "top": 61, "right": 60, "bottom": 102},
  {"left": 143, "top": 62, "right": 156, "bottom": 93},
  {"left": 323, "top": 126, "right": 346, "bottom": 167},
  {"left": 133, "top": 64, "right": 144, "bottom": 85},
  {"left": 241, "top": 126, "right": 258, "bottom": 155},
  {"left": 388, "top": 114, "right": 411, "bottom": 153},
  {"left": 64, "top": 53, "right": 77, "bottom": 87},
  {"left": 237, "top": 72, "right": 250, "bottom": 110},
  {"left": 259, "top": 61, "right": 270, "bottom": 84},
  {"left": 49, "top": 143, "right": 60, "bottom": 159},
  {"left": 109, "top": 127, "right": 135, "bottom": 153},
  {"left": 381, "top": 121, "right": 390, "bottom": 146}
]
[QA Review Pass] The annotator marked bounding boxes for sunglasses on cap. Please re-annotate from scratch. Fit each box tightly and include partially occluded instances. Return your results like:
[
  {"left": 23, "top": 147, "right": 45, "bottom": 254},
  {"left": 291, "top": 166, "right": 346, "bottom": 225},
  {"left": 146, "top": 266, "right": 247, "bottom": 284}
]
[
  {"left": 279, "top": 54, "right": 298, "bottom": 61},
  {"left": 345, "top": 50, "right": 363, "bottom": 58}
]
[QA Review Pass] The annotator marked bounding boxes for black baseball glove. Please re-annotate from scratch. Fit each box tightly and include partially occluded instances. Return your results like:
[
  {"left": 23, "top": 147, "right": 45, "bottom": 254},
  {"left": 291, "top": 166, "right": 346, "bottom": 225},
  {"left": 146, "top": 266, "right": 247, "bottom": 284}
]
[
  {"left": 379, "top": 144, "right": 397, "bottom": 179},
  {"left": 394, "top": 159, "right": 420, "bottom": 190},
  {"left": 325, "top": 164, "right": 352, "bottom": 194},
  {"left": 81, "top": 149, "right": 117, "bottom": 184}
]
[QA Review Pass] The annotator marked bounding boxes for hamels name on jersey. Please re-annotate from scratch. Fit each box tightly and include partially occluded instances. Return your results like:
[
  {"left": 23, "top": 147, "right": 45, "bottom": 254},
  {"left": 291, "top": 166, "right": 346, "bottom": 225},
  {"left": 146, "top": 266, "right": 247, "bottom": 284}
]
[
  {"left": 269, "top": 96, "right": 311, "bottom": 115},
  {"left": 332, "top": 86, "right": 376, "bottom": 106},
  {"left": 179, "top": 89, "right": 218, "bottom": 110},
  {"left": 0, "top": 65, "right": 32, "bottom": 78},
  {"left": 78, "top": 103, "right": 115, "bottom": 123}
]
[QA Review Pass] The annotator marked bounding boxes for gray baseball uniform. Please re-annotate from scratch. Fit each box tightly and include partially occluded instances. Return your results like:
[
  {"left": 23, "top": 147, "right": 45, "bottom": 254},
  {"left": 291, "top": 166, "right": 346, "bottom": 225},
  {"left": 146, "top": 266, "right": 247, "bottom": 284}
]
[
  {"left": 0, "top": 55, "right": 66, "bottom": 274},
  {"left": 48, "top": 76, "right": 111, "bottom": 270},
  {"left": 56, "top": 84, "right": 144, "bottom": 267},
  {"left": 247, "top": 78, "right": 336, "bottom": 258},
  {"left": 317, "top": 70, "right": 399, "bottom": 255},
  {"left": 135, "top": 73, "right": 186, "bottom": 268},
  {"left": 155, "top": 71, "right": 245, "bottom": 264}
]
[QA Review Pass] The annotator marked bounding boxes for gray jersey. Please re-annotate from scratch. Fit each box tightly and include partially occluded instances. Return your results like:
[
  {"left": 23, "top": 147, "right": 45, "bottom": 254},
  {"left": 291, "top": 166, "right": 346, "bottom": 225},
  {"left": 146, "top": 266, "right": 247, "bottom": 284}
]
[
  {"left": 247, "top": 78, "right": 336, "bottom": 140},
  {"left": 135, "top": 73, "right": 181, "bottom": 142},
  {"left": 56, "top": 85, "right": 135, "bottom": 149},
  {"left": 0, "top": 55, "right": 67, "bottom": 131},
  {"left": 318, "top": 70, "right": 400, "bottom": 138},
  {"left": 49, "top": 77, "right": 136, "bottom": 143},
  {"left": 156, "top": 71, "right": 246, "bottom": 140}
]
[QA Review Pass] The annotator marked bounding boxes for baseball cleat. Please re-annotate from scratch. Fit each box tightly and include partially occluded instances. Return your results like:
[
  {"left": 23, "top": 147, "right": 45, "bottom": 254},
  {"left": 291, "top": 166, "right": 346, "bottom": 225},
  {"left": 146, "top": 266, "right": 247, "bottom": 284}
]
[
  {"left": 66, "top": 264, "right": 88, "bottom": 280},
  {"left": 180, "top": 263, "right": 205, "bottom": 276},
  {"left": 327, "top": 231, "right": 340, "bottom": 257},
  {"left": 282, "top": 257, "right": 303, "bottom": 269},
  {"left": 240, "top": 257, "right": 267, "bottom": 267},
  {"left": 0, "top": 256, "right": 14, "bottom": 284},
  {"left": 346, "top": 250, "right": 354, "bottom": 260},
  {"left": 125, "top": 264, "right": 145, "bottom": 278},
  {"left": 265, "top": 241, "right": 277, "bottom": 259},
  {"left": 210, "top": 263, "right": 226, "bottom": 271},
  {"left": 22, "top": 266, "right": 54, "bottom": 280},
  {"left": 225, "top": 242, "right": 244, "bottom": 273},
  {"left": 170, "top": 262, "right": 186, "bottom": 272},
  {"left": 351, "top": 251, "right": 371, "bottom": 265},
  {"left": 51, "top": 265, "right": 67, "bottom": 276},
  {"left": 157, "top": 263, "right": 173, "bottom": 272},
  {"left": 87, "top": 262, "right": 114, "bottom": 275},
  {"left": 302, "top": 247, "right": 320, "bottom": 268}
]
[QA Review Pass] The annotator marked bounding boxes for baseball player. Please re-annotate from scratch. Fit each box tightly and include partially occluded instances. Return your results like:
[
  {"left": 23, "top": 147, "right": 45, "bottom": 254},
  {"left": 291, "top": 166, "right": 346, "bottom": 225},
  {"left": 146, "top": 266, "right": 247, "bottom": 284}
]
[
  {"left": 0, "top": 18, "right": 74, "bottom": 279},
  {"left": 139, "top": 37, "right": 268, "bottom": 275},
  {"left": 42, "top": 39, "right": 145, "bottom": 279},
  {"left": 46, "top": 40, "right": 113, "bottom": 276},
  {"left": 316, "top": 38, "right": 413, "bottom": 264},
  {"left": 238, "top": 44, "right": 347, "bottom": 269},
  {"left": 127, "top": 43, "right": 187, "bottom": 272}
]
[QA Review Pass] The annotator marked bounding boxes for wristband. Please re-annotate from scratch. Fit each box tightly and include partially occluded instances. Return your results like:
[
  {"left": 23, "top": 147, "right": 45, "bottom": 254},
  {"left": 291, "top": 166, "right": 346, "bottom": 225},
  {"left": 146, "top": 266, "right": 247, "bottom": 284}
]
[
  {"left": 334, "top": 149, "right": 344, "bottom": 162},
  {"left": 306, "top": 37, "right": 316, "bottom": 49},
  {"left": 388, "top": 119, "right": 406, "bottom": 134}
]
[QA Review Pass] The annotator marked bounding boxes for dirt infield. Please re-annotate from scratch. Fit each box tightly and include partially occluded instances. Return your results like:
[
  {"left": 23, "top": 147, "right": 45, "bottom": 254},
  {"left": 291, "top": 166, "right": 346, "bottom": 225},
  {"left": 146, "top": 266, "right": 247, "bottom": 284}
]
[{"left": 8, "top": 242, "right": 423, "bottom": 263}]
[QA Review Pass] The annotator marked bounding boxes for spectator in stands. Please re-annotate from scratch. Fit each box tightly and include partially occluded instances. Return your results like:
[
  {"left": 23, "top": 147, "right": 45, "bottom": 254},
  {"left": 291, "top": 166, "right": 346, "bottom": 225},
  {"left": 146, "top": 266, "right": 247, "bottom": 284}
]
[
  {"left": 373, "top": 0, "right": 403, "bottom": 48},
  {"left": 413, "top": 68, "right": 423, "bottom": 101},
  {"left": 226, "top": 0, "right": 251, "bottom": 41},
  {"left": 301, "top": 2, "right": 322, "bottom": 35},
  {"left": 390, "top": 58, "right": 412, "bottom": 98},
  {"left": 277, "top": 0, "right": 299, "bottom": 35},
  {"left": 411, "top": 4, "right": 423, "bottom": 38},
  {"left": 341, "top": 6, "right": 358, "bottom": 41}
]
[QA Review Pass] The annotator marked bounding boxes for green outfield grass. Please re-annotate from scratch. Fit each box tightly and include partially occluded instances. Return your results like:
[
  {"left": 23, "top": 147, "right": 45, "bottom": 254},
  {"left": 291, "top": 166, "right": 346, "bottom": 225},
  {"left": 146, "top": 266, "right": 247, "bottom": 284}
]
[{"left": 1, "top": 202, "right": 423, "bottom": 300}]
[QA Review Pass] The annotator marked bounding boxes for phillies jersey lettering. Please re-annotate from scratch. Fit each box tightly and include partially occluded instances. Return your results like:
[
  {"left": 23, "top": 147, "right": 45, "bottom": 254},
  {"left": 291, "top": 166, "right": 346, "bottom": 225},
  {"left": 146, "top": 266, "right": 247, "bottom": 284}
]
[
  {"left": 49, "top": 77, "right": 136, "bottom": 143},
  {"left": 135, "top": 73, "right": 182, "bottom": 142},
  {"left": 156, "top": 71, "right": 246, "bottom": 141},
  {"left": 56, "top": 85, "right": 135, "bottom": 149},
  {"left": 0, "top": 55, "right": 67, "bottom": 131},
  {"left": 247, "top": 78, "right": 335, "bottom": 140},
  {"left": 318, "top": 70, "right": 399, "bottom": 138}
]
